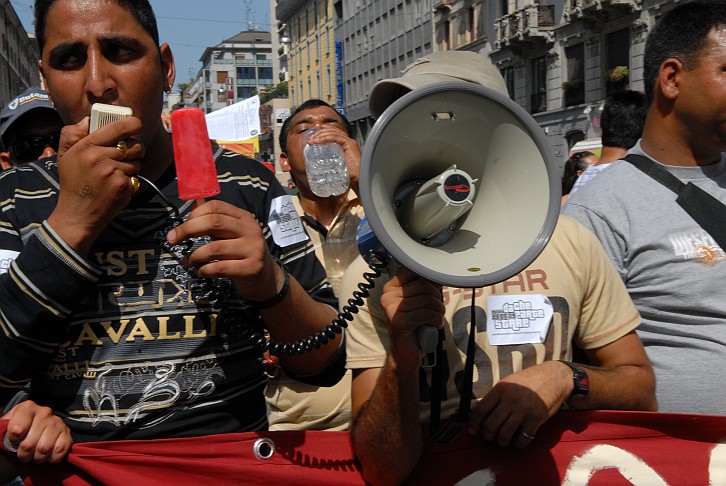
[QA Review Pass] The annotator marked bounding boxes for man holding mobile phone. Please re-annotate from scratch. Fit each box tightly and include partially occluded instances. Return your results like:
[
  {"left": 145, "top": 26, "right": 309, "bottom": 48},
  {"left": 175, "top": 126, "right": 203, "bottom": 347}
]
[{"left": 0, "top": 0, "right": 344, "bottom": 467}]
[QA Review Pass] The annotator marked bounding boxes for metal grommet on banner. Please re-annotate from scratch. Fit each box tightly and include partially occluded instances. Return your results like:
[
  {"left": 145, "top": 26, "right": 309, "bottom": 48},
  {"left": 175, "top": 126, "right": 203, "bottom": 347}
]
[{"left": 253, "top": 437, "right": 276, "bottom": 460}]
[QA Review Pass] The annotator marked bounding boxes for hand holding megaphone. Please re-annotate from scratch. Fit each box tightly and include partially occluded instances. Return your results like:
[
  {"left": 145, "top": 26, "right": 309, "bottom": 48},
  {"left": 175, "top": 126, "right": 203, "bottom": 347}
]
[{"left": 380, "top": 267, "right": 445, "bottom": 364}]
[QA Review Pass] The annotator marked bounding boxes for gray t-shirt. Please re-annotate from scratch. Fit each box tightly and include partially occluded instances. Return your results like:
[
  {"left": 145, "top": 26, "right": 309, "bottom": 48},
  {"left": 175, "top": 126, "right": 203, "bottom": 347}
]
[
  {"left": 562, "top": 142, "right": 726, "bottom": 415},
  {"left": 570, "top": 163, "right": 611, "bottom": 196}
]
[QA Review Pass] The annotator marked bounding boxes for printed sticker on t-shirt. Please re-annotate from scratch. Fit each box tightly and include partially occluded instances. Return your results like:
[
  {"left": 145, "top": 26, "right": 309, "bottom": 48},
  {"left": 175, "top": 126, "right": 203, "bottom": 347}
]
[
  {"left": 268, "top": 194, "right": 309, "bottom": 247},
  {"left": 0, "top": 249, "right": 19, "bottom": 275},
  {"left": 486, "top": 294, "right": 553, "bottom": 346}
]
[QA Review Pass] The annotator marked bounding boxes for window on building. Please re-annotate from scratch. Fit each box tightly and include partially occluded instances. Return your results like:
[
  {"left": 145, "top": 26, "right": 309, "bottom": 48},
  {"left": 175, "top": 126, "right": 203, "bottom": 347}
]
[
  {"left": 501, "top": 0, "right": 509, "bottom": 16},
  {"left": 475, "top": 2, "right": 487, "bottom": 40},
  {"left": 414, "top": 0, "right": 424, "bottom": 21},
  {"left": 334, "top": 1, "right": 343, "bottom": 20},
  {"left": 216, "top": 71, "right": 228, "bottom": 83},
  {"left": 258, "top": 67, "right": 272, "bottom": 83},
  {"left": 501, "top": 66, "right": 515, "bottom": 100},
  {"left": 606, "top": 28, "right": 630, "bottom": 95},
  {"left": 530, "top": 56, "right": 547, "bottom": 114},
  {"left": 237, "top": 86, "right": 256, "bottom": 100},
  {"left": 469, "top": 7, "right": 476, "bottom": 44},
  {"left": 237, "top": 67, "right": 255, "bottom": 80},
  {"left": 564, "top": 43, "right": 585, "bottom": 106}
]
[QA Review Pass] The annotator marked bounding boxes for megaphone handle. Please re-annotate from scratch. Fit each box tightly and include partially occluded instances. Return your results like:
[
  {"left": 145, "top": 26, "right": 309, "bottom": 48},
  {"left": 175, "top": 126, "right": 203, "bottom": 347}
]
[{"left": 383, "top": 259, "right": 441, "bottom": 364}]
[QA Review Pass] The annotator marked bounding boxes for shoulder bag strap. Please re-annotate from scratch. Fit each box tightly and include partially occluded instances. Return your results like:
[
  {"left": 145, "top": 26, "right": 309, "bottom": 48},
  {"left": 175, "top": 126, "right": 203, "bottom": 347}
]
[{"left": 624, "top": 154, "right": 726, "bottom": 249}]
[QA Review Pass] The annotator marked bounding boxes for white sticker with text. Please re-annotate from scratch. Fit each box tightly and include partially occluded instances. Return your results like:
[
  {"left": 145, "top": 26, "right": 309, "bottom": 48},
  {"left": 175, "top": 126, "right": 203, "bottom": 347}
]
[
  {"left": 486, "top": 294, "right": 553, "bottom": 346},
  {"left": 268, "top": 195, "right": 309, "bottom": 247},
  {"left": 0, "top": 250, "right": 19, "bottom": 275}
]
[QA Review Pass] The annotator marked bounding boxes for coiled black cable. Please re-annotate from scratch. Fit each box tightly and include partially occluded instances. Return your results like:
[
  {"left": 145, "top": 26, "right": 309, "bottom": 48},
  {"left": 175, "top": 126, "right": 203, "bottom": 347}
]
[
  {"left": 137, "top": 174, "right": 385, "bottom": 357},
  {"left": 255, "top": 258, "right": 384, "bottom": 356}
]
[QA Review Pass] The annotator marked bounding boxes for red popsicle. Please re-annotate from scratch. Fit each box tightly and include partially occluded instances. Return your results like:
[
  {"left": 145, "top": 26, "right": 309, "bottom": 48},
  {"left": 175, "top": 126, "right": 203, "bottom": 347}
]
[{"left": 171, "top": 108, "right": 221, "bottom": 202}]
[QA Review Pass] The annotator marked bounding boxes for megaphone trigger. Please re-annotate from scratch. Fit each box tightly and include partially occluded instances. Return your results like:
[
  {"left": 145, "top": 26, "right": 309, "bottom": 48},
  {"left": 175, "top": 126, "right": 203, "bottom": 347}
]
[{"left": 418, "top": 326, "right": 439, "bottom": 368}]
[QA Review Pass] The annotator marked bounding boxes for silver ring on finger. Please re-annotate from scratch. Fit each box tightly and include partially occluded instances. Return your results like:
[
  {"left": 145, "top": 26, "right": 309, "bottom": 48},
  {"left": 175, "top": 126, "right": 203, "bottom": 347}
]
[{"left": 520, "top": 431, "right": 535, "bottom": 441}]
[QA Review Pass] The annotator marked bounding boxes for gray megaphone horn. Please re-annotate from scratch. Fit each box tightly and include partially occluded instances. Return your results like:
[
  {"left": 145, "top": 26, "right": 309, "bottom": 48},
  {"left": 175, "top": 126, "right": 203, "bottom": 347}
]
[{"left": 358, "top": 81, "right": 561, "bottom": 353}]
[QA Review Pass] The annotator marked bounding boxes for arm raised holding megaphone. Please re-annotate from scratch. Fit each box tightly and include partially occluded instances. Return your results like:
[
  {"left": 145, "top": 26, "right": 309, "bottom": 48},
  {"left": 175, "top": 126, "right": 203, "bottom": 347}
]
[
  {"left": 379, "top": 268, "right": 446, "bottom": 363},
  {"left": 347, "top": 262, "right": 446, "bottom": 486}
]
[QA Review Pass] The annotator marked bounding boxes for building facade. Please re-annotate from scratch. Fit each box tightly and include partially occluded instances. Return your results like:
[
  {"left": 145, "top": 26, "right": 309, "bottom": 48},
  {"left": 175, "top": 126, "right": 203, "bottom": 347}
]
[
  {"left": 434, "top": 0, "right": 689, "bottom": 171},
  {"left": 334, "top": 0, "right": 434, "bottom": 140},
  {"left": 0, "top": 0, "right": 42, "bottom": 110},
  {"left": 195, "top": 31, "right": 274, "bottom": 114},
  {"left": 275, "top": 0, "right": 339, "bottom": 111}
]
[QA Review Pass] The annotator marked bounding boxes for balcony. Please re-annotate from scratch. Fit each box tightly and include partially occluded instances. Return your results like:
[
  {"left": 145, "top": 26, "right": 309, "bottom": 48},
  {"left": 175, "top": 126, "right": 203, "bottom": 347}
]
[
  {"left": 566, "top": 0, "right": 639, "bottom": 22},
  {"left": 495, "top": 4, "right": 555, "bottom": 50},
  {"left": 275, "top": 0, "right": 298, "bottom": 22}
]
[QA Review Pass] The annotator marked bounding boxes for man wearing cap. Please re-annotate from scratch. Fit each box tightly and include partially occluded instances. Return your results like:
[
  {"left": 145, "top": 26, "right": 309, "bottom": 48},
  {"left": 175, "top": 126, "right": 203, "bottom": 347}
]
[
  {"left": 342, "top": 51, "right": 656, "bottom": 485},
  {"left": 0, "top": 90, "right": 71, "bottom": 483},
  {"left": 0, "top": 87, "right": 64, "bottom": 170}
]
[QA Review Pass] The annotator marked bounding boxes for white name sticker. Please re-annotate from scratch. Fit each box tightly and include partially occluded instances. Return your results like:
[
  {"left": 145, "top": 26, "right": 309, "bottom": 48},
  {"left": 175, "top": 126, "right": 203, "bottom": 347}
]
[
  {"left": 268, "top": 195, "right": 309, "bottom": 247},
  {"left": 0, "top": 250, "right": 20, "bottom": 275},
  {"left": 486, "top": 294, "right": 553, "bottom": 346}
]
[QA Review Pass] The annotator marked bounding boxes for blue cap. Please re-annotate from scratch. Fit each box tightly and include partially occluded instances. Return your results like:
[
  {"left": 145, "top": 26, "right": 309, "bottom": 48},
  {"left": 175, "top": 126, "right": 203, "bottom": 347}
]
[{"left": 0, "top": 87, "right": 58, "bottom": 146}]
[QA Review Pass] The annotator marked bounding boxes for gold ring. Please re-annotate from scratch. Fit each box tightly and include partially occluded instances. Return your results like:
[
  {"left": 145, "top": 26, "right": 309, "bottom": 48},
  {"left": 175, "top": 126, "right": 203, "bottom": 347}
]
[
  {"left": 116, "top": 140, "right": 128, "bottom": 160},
  {"left": 520, "top": 431, "right": 535, "bottom": 440},
  {"left": 129, "top": 176, "right": 141, "bottom": 192}
]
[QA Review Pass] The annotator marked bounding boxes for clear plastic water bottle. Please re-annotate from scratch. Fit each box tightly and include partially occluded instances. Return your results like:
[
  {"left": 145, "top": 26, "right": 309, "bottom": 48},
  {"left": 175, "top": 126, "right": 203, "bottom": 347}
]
[{"left": 303, "top": 129, "right": 350, "bottom": 197}]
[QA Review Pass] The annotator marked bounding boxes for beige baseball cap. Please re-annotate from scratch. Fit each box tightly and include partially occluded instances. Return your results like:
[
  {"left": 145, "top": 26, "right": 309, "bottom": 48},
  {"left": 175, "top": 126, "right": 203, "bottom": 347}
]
[{"left": 368, "top": 51, "right": 509, "bottom": 118}]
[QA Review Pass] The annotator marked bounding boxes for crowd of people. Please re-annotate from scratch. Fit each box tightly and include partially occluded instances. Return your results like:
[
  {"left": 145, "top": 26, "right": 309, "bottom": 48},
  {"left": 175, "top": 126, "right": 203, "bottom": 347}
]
[{"left": 1, "top": 0, "right": 725, "bottom": 485}]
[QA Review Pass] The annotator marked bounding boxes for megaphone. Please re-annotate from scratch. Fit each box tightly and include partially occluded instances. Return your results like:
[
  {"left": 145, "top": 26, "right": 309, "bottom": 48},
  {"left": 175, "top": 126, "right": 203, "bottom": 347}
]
[{"left": 359, "top": 81, "right": 560, "bottom": 289}]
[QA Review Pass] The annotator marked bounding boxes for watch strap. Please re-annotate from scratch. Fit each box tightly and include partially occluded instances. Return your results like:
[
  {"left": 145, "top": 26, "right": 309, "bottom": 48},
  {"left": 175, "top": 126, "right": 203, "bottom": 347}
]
[{"left": 560, "top": 360, "right": 589, "bottom": 401}]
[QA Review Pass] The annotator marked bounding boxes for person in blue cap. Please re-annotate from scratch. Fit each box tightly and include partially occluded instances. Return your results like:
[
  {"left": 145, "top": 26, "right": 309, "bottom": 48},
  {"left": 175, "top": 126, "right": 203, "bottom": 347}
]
[{"left": 0, "top": 87, "right": 63, "bottom": 170}]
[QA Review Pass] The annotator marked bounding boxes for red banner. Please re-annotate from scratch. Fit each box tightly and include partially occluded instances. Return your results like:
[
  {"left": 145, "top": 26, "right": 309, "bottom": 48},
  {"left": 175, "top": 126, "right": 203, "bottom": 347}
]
[{"left": 2, "top": 411, "right": 725, "bottom": 485}]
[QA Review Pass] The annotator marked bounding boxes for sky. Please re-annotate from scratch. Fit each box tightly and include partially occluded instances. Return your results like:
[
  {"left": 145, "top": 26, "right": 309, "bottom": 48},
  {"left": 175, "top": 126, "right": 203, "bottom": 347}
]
[{"left": 9, "top": 0, "right": 272, "bottom": 91}]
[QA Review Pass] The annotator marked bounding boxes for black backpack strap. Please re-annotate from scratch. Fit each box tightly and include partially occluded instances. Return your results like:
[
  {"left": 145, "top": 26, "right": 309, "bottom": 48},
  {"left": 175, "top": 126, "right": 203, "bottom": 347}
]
[{"left": 624, "top": 154, "right": 726, "bottom": 249}]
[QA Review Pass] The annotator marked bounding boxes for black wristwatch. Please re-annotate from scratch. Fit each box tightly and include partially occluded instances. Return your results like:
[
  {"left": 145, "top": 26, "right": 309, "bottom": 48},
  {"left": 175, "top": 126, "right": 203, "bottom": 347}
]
[{"left": 560, "top": 361, "right": 589, "bottom": 401}]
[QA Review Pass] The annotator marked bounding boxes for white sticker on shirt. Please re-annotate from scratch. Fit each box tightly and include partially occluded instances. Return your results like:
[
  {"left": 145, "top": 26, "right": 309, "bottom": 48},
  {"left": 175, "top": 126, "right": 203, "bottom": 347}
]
[
  {"left": 486, "top": 294, "right": 553, "bottom": 346},
  {"left": 0, "top": 250, "right": 19, "bottom": 275},
  {"left": 268, "top": 194, "right": 309, "bottom": 247}
]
